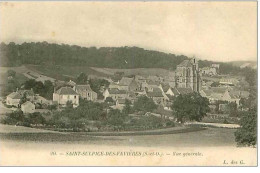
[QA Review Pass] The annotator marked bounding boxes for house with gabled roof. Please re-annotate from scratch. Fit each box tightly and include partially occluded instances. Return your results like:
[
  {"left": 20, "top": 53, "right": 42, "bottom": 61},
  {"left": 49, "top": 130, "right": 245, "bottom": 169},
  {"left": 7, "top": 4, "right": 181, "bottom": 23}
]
[
  {"left": 159, "top": 83, "right": 174, "bottom": 96},
  {"left": 109, "top": 82, "right": 120, "bottom": 90},
  {"left": 116, "top": 98, "right": 126, "bottom": 107},
  {"left": 222, "top": 90, "right": 250, "bottom": 105},
  {"left": 53, "top": 87, "right": 79, "bottom": 107},
  {"left": 67, "top": 80, "right": 77, "bottom": 87},
  {"left": 6, "top": 92, "right": 23, "bottom": 107},
  {"left": 172, "top": 87, "right": 194, "bottom": 97},
  {"left": 200, "top": 87, "right": 228, "bottom": 104},
  {"left": 118, "top": 77, "right": 139, "bottom": 91},
  {"left": 73, "top": 85, "right": 97, "bottom": 101},
  {"left": 103, "top": 88, "right": 128, "bottom": 101},
  {"left": 147, "top": 88, "right": 169, "bottom": 105},
  {"left": 6, "top": 89, "right": 35, "bottom": 107},
  {"left": 145, "top": 80, "right": 160, "bottom": 92},
  {"left": 199, "top": 87, "right": 248, "bottom": 105}
]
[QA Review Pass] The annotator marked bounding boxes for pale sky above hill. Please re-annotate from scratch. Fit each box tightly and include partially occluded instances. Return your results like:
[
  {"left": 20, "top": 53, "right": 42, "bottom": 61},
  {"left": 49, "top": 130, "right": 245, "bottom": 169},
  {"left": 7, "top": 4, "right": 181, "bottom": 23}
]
[{"left": 0, "top": 1, "right": 257, "bottom": 62}]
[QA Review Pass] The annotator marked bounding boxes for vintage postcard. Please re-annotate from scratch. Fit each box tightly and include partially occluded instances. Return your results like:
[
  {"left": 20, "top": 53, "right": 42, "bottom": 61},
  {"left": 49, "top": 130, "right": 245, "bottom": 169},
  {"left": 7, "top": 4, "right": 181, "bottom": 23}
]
[{"left": 0, "top": 1, "right": 257, "bottom": 166}]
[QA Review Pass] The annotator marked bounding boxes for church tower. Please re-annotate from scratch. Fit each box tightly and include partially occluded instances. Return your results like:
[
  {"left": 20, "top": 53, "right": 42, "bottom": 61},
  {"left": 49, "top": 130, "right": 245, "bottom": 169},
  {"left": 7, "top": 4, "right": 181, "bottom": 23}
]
[{"left": 175, "top": 58, "right": 201, "bottom": 92}]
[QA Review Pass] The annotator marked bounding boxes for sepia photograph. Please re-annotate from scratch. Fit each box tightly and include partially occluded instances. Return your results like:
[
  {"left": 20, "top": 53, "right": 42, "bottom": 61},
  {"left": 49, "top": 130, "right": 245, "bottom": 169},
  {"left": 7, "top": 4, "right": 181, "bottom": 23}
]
[{"left": 0, "top": 1, "right": 257, "bottom": 166}]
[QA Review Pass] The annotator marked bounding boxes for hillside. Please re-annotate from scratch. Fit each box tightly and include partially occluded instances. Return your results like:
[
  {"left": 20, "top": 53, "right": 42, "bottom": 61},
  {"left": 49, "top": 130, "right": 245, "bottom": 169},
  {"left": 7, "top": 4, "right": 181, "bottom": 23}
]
[
  {"left": 0, "top": 42, "right": 188, "bottom": 70},
  {"left": 0, "top": 42, "right": 255, "bottom": 76},
  {"left": 228, "top": 61, "right": 257, "bottom": 69}
]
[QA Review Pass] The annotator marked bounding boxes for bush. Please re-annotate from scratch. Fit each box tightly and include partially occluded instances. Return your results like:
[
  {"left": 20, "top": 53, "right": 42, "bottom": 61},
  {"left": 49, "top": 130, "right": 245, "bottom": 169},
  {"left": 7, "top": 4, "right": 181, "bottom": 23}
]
[
  {"left": 235, "top": 107, "right": 257, "bottom": 146},
  {"left": 47, "top": 104, "right": 57, "bottom": 110},
  {"left": 1, "top": 110, "right": 25, "bottom": 125}
]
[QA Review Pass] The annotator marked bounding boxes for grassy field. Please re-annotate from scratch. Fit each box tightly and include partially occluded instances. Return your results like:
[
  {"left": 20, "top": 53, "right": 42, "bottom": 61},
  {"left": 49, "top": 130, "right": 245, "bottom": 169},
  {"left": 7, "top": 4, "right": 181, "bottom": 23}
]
[
  {"left": 1, "top": 65, "right": 173, "bottom": 85},
  {"left": 25, "top": 65, "right": 111, "bottom": 81},
  {"left": 91, "top": 67, "right": 172, "bottom": 77},
  {"left": 0, "top": 66, "right": 28, "bottom": 85}
]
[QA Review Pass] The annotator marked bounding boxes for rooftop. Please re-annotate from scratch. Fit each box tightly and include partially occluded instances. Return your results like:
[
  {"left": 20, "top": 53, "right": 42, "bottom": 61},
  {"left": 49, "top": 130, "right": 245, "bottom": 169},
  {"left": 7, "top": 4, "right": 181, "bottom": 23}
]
[
  {"left": 22, "top": 101, "right": 34, "bottom": 106},
  {"left": 117, "top": 98, "right": 126, "bottom": 104},
  {"left": 109, "top": 88, "right": 127, "bottom": 94},
  {"left": 147, "top": 88, "right": 164, "bottom": 97},
  {"left": 7, "top": 92, "right": 23, "bottom": 99},
  {"left": 119, "top": 77, "right": 134, "bottom": 86},
  {"left": 55, "top": 87, "right": 78, "bottom": 95},
  {"left": 74, "top": 85, "right": 94, "bottom": 92},
  {"left": 173, "top": 87, "right": 193, "bottom": 95}
]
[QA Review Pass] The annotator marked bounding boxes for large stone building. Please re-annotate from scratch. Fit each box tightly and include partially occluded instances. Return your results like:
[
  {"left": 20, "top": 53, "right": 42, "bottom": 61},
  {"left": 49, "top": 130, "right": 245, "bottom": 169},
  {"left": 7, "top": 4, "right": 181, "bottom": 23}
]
[
  {"left": 175, "top": 58, "right": 201, "bottom": 92},
  {"left": 73, "top": 85, "right": 97, "bottom": 101},
  {"left": 53, "top": 87, "right": 79, "bottom": 107}
]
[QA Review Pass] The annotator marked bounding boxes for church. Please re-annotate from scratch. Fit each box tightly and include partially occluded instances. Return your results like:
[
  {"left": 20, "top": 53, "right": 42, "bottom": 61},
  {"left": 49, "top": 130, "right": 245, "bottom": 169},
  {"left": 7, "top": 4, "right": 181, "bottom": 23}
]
[{"left": 175, "top": 58, "right": 201, "bottom": 92}]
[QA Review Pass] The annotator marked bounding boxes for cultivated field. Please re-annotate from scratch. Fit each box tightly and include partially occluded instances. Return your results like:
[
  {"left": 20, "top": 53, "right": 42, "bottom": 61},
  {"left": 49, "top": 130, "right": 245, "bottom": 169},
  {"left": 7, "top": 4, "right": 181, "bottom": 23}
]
[{"left": 91, "top": 67, "right": 172, "bottom": 77}]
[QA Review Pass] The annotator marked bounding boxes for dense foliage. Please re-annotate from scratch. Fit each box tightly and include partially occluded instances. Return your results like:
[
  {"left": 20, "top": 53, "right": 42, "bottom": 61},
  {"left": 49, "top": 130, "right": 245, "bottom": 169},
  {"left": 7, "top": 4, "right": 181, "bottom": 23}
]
[
  {"left": 89, "top": 78, "right": 110, "bottom": 99},
  {"left": 1, "top": 42, "right": 256, "bottom": 77},
  {"left": 0, "top": 42, "right": 188, "bottom": 70},
  {"left": 133, "top": 96, "right": 158, "bottom": 113},
  {"left": 23, "top": 79, "right": 54, "bottom": 99},
  {"left": 75, "top": 72, "right": 89, "bottom": 84},
  {"left": 235, "top": 107, "right": 257, "bottom": 146},
  {"left": 171, "top": 93, "right": 210, "bottom": 123},
  {"left": 1, "top": 111, "right": 46, "bottom": 127}
]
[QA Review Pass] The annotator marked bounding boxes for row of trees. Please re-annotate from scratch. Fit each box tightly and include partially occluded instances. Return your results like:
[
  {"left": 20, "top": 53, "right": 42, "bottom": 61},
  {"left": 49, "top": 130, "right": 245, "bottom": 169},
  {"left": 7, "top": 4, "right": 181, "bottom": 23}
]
[
  {"left": 0, "top": 42, "right": 188, "bottom": 69},
  {"left": 23, "top": 79, "right": 54, "bottom": 100},
  {"left": 0, "top": 42, "right": 251, "bottom": 75}
]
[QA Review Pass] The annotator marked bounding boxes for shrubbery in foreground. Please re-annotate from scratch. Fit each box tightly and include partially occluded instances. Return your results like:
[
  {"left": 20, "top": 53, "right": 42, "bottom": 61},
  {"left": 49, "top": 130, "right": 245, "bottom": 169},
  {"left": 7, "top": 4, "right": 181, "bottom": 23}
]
[{"left": 235, "top": 107, "right": 257, "bottom": 147}]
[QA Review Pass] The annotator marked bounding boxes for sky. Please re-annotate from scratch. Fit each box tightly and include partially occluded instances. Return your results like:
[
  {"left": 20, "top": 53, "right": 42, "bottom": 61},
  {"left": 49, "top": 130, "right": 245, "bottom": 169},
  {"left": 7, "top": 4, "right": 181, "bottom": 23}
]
[{"left": 0, "top": 1, "right": 257, "bottom": 62}]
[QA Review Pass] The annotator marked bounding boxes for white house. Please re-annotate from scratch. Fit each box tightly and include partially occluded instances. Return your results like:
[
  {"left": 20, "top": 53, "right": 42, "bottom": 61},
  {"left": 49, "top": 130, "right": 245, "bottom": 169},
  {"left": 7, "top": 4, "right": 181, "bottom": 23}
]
[
  {"left": 6, "top": 92, "right": 22, "bottom": 107},
  {"left": 53, "top": 87, "right": 79, "bottom": 107},
  {"left": 21, "top": 101, "right": 35, "bottom": 113},
  {"left": 6, "top": 89, "right": 34, "bottom": 107}
]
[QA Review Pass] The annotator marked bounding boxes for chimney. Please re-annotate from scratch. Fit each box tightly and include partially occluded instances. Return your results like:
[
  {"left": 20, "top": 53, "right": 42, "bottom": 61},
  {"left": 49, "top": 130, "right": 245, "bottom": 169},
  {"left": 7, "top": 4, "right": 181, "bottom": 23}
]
[{"left": 16, "top": 88, "right": 18, "bottom": 92}]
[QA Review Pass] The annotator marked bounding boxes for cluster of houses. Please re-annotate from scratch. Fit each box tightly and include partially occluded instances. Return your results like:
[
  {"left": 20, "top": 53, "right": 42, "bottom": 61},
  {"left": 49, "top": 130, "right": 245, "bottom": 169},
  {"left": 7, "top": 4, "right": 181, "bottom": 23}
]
[
  {"left": 200, "top": 64, "right": 219, "bottom": 76},
  {"left": 4, "top": 58, "right": 250, "bottom": 115},
  {"left": 6, "top": 89, "right": 52, "bottom": 113}
]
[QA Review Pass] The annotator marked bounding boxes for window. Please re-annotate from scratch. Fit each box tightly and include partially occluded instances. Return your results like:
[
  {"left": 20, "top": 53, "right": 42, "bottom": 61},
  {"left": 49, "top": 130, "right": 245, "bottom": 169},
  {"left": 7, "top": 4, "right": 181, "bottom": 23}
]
[{"left": 74, "top": 96, "right": 76, "bottom": 99}]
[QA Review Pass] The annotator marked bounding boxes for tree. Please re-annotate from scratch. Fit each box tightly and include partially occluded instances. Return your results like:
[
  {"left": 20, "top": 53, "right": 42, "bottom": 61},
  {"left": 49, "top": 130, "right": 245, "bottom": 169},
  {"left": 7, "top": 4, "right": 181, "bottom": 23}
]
[
  {"left": 171, "top": 93, "right": 210, "bottom": 123},
  {"left": 105, "top": 97, "right": 114, "bottom": 104},
  {"left": 122, "top": 99, "right": 132, "bottom": 115},
  {"left": 89, "top": 78, "right": 110, "bottom": 99},
  {"left": 27, "top": 112, "right": 46, "bottom": 125},
  {"left": 133, "top": 96, "right": 157, "bottom": 113},
  {"left": 227, "top": 102, "right": 238, "bottom": 117},
  {"left": 7, "top": 70, "right": 16, "bottom": 77},
  {"left": 43, "top": 80, "right": 54, "bottom": 99},
  {"left": 107, "top": 109, "right": 125, "bottom": 127},
  {"left": 23, "top": 79, "right": 54, "bottom": 99},
  {"left": 19, "top": 93, "right": 28, "bottom": 106},
  {"left": 76, "top": 72, "right": 88, "bottom": 84},
  {"left": 235, "top": 107, "right": 257, "bottom": 146}
]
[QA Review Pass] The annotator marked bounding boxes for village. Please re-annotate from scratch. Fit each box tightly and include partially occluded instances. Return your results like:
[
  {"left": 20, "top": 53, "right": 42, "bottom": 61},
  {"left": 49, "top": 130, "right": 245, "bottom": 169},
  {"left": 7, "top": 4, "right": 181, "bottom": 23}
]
[{"left": 0, "top": 58, "right": 251, "bottom": 130}]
